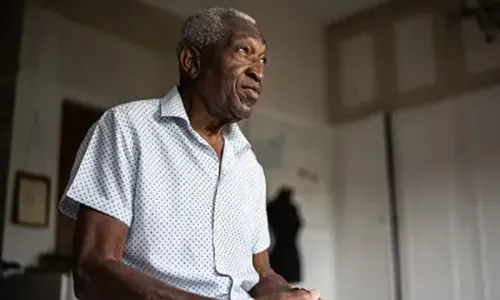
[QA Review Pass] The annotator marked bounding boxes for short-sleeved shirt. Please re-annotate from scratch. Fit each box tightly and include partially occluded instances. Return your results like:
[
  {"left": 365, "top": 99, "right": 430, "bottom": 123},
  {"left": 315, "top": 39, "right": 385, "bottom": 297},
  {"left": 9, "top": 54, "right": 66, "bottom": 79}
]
[{"left": 59, "top": 86, "right": 270, "bottom": 300}]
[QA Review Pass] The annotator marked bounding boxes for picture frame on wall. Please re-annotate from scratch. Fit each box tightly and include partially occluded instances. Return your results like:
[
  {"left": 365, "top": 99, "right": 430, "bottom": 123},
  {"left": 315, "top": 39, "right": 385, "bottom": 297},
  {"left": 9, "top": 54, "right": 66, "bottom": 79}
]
[{"left": 12, "top": 171, "right": 51, "bottom": 227}]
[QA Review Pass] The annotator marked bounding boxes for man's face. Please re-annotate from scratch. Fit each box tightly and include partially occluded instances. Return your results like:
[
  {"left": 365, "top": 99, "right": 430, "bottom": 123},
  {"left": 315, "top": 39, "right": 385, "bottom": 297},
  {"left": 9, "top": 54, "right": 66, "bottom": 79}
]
[{"left": 195, "top": 18, "right": 266, "bottom": 122}]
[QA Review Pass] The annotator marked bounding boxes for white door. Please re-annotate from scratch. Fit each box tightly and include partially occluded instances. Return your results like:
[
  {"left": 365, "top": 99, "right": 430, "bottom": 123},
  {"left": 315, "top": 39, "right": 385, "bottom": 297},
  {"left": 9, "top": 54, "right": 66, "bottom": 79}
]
[{"left": 333, "top": 114, "right": 394, "bottom": 300}]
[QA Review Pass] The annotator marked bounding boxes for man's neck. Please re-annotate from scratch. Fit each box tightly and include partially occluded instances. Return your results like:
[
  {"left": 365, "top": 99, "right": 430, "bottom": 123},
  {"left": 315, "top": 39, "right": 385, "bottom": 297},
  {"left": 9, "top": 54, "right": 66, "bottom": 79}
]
[
  {"left": 184, "top": 97, "right": 226, "bottom": 161},
  {"left": 179, "top": 85, "right": 225, "bottom": 141},
  {"left": 189, "top": 106, "right": 224, "bottom": 138}
]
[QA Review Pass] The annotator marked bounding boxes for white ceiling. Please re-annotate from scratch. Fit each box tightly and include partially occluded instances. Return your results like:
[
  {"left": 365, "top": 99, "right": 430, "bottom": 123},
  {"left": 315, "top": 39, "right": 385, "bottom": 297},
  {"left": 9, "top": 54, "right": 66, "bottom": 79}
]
[{"left": 141, "top": 0, "right": 388, "bottom": 25}]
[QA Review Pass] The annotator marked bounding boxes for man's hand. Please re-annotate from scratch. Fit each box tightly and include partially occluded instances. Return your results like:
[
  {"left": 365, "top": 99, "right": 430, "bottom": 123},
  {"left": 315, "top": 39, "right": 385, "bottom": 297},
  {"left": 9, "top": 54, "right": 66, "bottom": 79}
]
[
  {"left": 251, "top": 251, "right": 321, "bottom": 300},
  {"left": 258, "top": 289, "right": 321, "bottom": 300}
]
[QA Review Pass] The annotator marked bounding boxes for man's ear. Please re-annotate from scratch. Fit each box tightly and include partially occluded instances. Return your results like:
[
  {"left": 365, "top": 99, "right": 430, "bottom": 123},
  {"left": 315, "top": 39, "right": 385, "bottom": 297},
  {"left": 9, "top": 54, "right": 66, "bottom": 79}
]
[{"left": 179, "top": 46, "right": 201, "bottom": 79}]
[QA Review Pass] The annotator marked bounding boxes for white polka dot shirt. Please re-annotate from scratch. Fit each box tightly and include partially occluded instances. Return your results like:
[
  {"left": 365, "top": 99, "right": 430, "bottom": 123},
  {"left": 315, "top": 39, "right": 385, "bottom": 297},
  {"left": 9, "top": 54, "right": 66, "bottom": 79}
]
[{"left": 59, "top": 87, "right": 271, "bottom": 300}]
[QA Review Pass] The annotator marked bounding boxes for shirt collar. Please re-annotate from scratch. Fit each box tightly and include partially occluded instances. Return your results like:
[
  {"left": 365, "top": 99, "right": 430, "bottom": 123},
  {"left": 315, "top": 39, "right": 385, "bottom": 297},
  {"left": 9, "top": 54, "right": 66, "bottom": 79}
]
[
  {"left": 160, "top": 86, "right": 251, "bottom": 155},
  {"left": 160, "top": 86, "right": 189, "bottom": 121}
]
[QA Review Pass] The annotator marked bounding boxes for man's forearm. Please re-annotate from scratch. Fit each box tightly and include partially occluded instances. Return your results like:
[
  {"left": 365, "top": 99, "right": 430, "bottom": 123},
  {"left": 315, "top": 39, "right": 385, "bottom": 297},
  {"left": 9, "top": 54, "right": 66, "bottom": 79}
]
[
  {"left": 250, "top": 271, "right": 291, "bottom": 298},
  {"left": 75, "top": 259, "right": 214, "bottom": 300}
]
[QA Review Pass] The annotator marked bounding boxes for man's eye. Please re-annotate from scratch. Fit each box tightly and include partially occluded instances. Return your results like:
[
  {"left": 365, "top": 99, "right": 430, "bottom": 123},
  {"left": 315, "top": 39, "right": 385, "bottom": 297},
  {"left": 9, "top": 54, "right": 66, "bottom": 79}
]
[
  {"left": 238, "top": 47, "right": 249, "bottom": 55},
  {"left": 260, "top": 57, "right": 267, "bottom": 65}
]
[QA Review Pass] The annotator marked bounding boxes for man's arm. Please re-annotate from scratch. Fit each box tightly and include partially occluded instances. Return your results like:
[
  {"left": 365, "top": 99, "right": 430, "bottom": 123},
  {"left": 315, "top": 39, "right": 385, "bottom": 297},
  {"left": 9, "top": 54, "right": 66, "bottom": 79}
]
[
  {"left": 74, "top": 206, "right": 317, "bottom": 300},
  {"left": 73, "top": 205, "right": 215, "bottom": 300},
  {"left": 250, "top": 251, "right": 291, "bottom": 298}
]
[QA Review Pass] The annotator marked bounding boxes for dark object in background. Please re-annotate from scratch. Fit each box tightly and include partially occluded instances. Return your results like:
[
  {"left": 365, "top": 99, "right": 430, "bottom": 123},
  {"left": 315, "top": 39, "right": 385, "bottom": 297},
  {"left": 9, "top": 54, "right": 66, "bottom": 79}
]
[
  {"left": 36, "top": 253, "right": 74, "bottom": 273},
  {"left": 0, "top": 272, "right": 63, "bottom": 300},
  {"left": 267, "top": 187, "right": 303, "bottom": 283},
  {"left": 1, "top": 259, "right": 22, "bottom": 280},
  {"left": 457, "top": 0, "right": 500, "bottom": 43}
]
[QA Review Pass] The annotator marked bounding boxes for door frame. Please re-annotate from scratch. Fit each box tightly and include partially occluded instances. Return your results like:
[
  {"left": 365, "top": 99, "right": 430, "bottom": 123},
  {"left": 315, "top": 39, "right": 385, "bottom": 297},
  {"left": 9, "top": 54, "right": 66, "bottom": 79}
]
[{"left": 55, "top": 99, "right": 104, "bottom": 256}]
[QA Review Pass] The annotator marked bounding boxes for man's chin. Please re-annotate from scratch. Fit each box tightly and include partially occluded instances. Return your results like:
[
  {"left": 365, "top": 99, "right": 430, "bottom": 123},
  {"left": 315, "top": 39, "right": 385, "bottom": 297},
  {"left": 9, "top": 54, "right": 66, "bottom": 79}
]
[
  {"left": 229, "top": 104, "right": 252, "bottom": 122},
  {"left": 231, "top": 107, "right": 252, "bottom": 122},
  {"left": 229, "top": 95, "right": 254, "bottom": 121}
]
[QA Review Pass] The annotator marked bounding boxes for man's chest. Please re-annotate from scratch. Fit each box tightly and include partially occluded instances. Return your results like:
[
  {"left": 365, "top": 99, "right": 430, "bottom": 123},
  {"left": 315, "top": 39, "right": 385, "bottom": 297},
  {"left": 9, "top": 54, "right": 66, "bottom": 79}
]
[{"left": 127, "top": 130, "right": 261, "bottom": 255}]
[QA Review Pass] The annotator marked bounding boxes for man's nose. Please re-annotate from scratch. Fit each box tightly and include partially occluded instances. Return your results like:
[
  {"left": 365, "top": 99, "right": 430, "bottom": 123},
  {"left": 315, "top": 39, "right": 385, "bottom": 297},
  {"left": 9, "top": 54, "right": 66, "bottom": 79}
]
[{"left": 247, "top": 63, "right": 264, "bottom": 84}]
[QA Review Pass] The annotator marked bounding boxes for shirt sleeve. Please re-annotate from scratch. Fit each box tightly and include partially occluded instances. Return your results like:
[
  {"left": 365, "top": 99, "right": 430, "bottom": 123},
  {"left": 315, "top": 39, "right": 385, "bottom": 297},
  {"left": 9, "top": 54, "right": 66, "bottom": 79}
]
[
  {"left": 252, "top": 168, "right": 271, "bottom": 254},
  {"left": 59, "top": 108, "right": 138, "bottom": 226}
]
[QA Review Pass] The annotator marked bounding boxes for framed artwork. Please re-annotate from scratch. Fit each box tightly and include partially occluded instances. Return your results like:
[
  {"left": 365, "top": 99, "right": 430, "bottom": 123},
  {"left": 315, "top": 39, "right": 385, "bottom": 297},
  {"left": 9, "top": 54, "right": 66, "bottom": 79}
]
[{"left": 12, "top": 171, "right": 51, "bottom": 227}]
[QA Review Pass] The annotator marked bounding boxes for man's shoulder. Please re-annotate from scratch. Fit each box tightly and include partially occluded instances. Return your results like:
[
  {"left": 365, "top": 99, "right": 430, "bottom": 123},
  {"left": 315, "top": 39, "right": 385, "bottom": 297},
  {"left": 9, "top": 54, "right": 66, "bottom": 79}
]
[
  {"left": 110, "top": 97, "right": 160, "bottom": 119},
  {"left": 98, "top": 97, "right": 162, "bottom": 129}
]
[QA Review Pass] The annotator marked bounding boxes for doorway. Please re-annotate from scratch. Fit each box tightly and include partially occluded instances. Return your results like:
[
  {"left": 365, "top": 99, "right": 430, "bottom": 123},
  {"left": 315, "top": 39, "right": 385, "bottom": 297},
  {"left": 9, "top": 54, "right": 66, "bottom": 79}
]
[{"left": 56, "top": 100, "right": 103, "bottom": 256}]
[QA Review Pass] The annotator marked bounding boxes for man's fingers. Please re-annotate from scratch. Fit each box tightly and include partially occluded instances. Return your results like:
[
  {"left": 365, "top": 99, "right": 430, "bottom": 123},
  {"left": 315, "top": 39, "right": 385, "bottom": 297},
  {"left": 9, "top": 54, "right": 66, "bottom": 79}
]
[
  {"left": 288, "top": 289, "right": 320, "bottom": 300},
  {"left": 308, "top": 289, "right": 321, "bottom": 300}
]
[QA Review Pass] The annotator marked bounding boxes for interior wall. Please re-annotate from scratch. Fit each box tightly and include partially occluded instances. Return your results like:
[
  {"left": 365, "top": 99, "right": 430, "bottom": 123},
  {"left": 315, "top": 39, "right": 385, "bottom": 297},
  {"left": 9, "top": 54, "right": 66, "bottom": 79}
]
[
  {"left": 393, "top": 84, "right": 500, "bottom": 300},
  {"left": 252, "top": 19, "right": 328, "bottom": 123},
  {"left": 245, "top": 111, "right": 336, "bottom": 300},
  {"left": 2, "top": 1, "right": 178, "bottom": 264}
]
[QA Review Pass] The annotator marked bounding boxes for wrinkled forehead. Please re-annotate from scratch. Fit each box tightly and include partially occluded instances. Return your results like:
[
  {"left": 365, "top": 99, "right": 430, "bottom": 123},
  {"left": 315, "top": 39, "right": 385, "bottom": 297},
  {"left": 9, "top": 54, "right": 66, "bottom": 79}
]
[{"left": 222, "top": 16, "right": 266, "bottom": 46}]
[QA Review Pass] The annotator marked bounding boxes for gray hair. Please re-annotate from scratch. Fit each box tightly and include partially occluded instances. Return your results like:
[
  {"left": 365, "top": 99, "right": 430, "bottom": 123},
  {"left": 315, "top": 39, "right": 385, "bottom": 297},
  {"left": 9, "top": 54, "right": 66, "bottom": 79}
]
[{"left": 176, "top": 7, "right": 257, "bottom": 57}]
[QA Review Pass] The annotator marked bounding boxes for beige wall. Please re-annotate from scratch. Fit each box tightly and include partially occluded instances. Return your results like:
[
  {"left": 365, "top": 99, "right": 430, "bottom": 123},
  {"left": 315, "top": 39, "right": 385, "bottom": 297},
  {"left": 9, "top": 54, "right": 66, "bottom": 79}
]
[{"left": 249, "top": 15, "right": 328, "bottom": 123}]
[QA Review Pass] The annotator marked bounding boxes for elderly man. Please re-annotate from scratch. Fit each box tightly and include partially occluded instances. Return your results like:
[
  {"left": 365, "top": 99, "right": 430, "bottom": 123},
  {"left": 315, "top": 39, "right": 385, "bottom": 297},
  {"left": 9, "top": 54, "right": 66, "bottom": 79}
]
[{"left": 59, "top": 7, "right": 321, "bottom": 300}]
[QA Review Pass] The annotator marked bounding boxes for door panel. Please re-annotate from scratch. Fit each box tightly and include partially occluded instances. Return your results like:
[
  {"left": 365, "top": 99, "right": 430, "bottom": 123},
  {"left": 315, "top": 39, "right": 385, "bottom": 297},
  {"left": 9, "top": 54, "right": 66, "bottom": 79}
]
[{"left": 333, "top": 114, "right": 394, "bottom": 300}]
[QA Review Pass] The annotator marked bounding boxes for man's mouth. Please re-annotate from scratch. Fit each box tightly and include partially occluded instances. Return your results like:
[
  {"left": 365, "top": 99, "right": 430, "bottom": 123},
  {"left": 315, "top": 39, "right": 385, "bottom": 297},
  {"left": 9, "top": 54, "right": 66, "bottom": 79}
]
[
  {"left": 245, "top": 88, "right": 259, "bottom": 100},
  {"left": 241, "top": 85, "right": 261, "bottom": 104}
]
